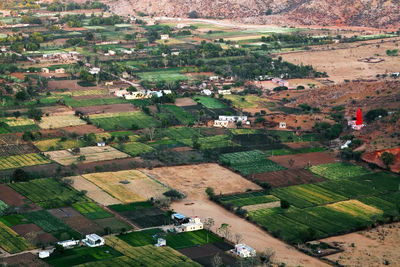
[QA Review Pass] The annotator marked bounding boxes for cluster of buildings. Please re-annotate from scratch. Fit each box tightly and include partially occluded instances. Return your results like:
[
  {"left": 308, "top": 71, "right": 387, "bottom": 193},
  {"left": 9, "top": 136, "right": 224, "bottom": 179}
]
[
  {"left": 41, "top": 67, "right": 65, "bottom": 74},
  {"left": 213, "top": 116, "right": 249, "bottom": 128},
  {"left": 42, "top": 51, "right": 80, "bottom": 63},
  {"left": 113, "top": 88, "right": 172, "bottom": 99}
]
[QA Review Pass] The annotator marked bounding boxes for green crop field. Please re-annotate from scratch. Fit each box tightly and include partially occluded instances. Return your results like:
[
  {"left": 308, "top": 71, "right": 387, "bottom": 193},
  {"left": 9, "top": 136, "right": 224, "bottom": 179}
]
[
  {"left": 220, "top": 150, "right": 286, "bottom": 175},
  {"left": 160, "top": 105, "right": 195, "bottom": 125},
  {"left": 93, "top": 217, "right": 132, "bottom": 234},
  {"left": 9, "top": 178, "right": 85, "bottom": 209},
  {"left": 0, "top": 153, "right": 50, "bottom": 170},
  {"left": 34, "top": 138, "right": 85, "bottom": 152},
  {"left": 113, "top": 142, "right": 154, "bottom": 156},
  {"left": 24, "top": 210, "right": 80, "bottom": 240},
  {"left": 138, "top": 68, "right": 189, "bottom": 82},
  {"left": 0, "top": 221, "right": 31, "bottom": 254},
  {"left": 90, "top": 112, "right": 159, "bottom": 131},
  {"left": 0, "top": 214, "right": 27, "bottom": 227},
  {"left": 193, "top": 96, "right": 227, "bottom": 109},
  {"left": 271, "top": 183, "right": 347, "bottom": 208},
  {"left": 310, "top": 162, "right": 371, "bottom": 179},
  {"left": 222, "top": 94, "right": 264, "bottom": 109},
  {"left": 266, "top": 130, "right": 319, "bottom": 143},
  {"left": 72, "top": 201, "right": 113, "bottom": 220},
  {"left": 163, "top": 127, "right": 202, "bottom": 140},
  {"left": 118, "top": 228, "right": 163, "bottom": 247},
  {"left": 63, "top": 97, "right": 127, "bottom": 108},
  {"left": 166, "top": 230, "right": 223, "bottom": 250},
  {"left": 264, "top": 147, "right": 326, "bottom": 156},
  {"left": 181, "top": 134, "right": 238, "bottom": 150},
  {"left": 0, "top": 200, "right": 8, "bottom": 215},
  {"left": 317, "top": 179, "right": 380, "bottom": 198},
  {"left": 44, "top": 245, "right": 122, "bottom": 267},
  {"left": 220, "top": 193, "right": 279, "bottom": 207}
]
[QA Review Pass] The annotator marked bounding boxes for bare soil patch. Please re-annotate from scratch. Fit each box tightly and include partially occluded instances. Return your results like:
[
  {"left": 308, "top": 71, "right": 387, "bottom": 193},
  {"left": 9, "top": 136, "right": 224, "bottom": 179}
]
[
  {"left": 47, "top": 80, "right": 103, "bottom": 91},
  {"left": 143, "top": 163, "right": 261, "bottom": 198},
  {"left": 0, "top": 252, "right": 49, "bottom": 267},
  {"left": 362, "top": 147, "right": 400, "bottom": 173},
  {"left": 0, "top": 144, "right": 39, "bottom": 157},
  {"left": 48, "top": 207, "right": 101, "bottom": 235},
  {"left": 11, "top": 224, "right": 57, "bottom": 244},
  {"left": 253, "top": 169, "right": 326, "bottom": 188},
  {"left": 178, "top": 243, "right": 236, "bottom": 267},
  {"left": 67, "top": 176, "right": 122, "bottom": 206},
  {"left": 61, "top": 124, "right": 104, "bottom": 135},
  {"left": 0, "top": 185, "right": 26, "bottom": 206},
  {"left": 76, "top": 103, "right": 138, "bottom": 115},
  {"left": 175, "top": 97, "right": 197, "bottom": 107},
  {"left": 242, "top": 201, "right": 280, "bottom": 211},
  {"left": 320, "top": 223, "right": 400, "bottom": 267},
  {"left": 269, "top": 151, "right": 338, "bottom": 169}
]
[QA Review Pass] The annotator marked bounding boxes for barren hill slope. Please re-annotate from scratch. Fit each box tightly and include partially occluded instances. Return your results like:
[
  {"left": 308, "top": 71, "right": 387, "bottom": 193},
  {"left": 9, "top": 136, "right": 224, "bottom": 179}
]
[{"left": 103, "top": 0, "right": 400, "bottom": 28}]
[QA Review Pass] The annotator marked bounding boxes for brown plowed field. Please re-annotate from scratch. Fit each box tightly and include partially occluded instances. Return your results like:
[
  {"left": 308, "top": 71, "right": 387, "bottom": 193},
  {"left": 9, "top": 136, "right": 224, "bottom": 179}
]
[
  {"left": 269, "top": 151, "right": 338, "bottom": 169},
  {"left": 11, "top": 224, "right": 57, "bottom": 244},
  {"left": 0, "top": 185, "right": 26, "bottom": 206},
  {"left": 175, "top": 97, "right": 197, "bottom": 107},
  {"left": 76, "top": 103, "right": 138, "bottom": 115},
  {"left": 61, "top": 124, "right": 104, "bottom": 134},
  {"left": 253, "top": 169, "right": 326, "bottom": 188},
  {"left": 0, "top": 253, "right": 49, "bottom": 267}
]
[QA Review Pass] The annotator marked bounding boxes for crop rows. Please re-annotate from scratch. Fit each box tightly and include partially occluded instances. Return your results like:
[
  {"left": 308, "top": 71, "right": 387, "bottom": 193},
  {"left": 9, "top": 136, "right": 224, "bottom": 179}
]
[
  {"left": 0, "top": 222, "right": 31, "bottom": 254},
  {"left": 309, "top": 162, "right": 370, "bottom": 179},
  {"left": 91, "top": 112, "right": 159, "bottom": 131},
  {"left": 161, "top": 105, "right": 195, "bottom": 125},
  {"left": 113, "top": 142, "right": 154, "bottom": 156},
  {"left": 72, "top": 201, "right": 113, "bottom": 220},
  {"left": 0, "top": 153, "right": 50, "bottom": 170}
]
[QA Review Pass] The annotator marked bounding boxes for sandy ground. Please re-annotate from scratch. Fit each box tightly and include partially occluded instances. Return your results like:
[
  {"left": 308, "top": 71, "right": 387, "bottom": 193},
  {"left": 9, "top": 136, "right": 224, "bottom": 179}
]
[
  {"left": 67, "top": 175, "right": 121, "bottom": 206},
  {"left": 280, "top": 38, "right": 400, "bottom": 83},
  {"left": 144, "top": 163, "right": 328, "bottom": 266},
  {"left": 320, "top": 223, "right": 400, "bottom": 266}
]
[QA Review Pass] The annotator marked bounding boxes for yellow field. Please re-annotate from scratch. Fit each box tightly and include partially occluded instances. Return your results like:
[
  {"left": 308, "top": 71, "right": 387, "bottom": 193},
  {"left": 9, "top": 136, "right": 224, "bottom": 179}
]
[
  {"left": 327, "top": 200, "right": 383, "bottom": 218},
  {"left": 34, "top": 138, "right": 83, "bottom": 151},
  {"left": 82, "top": 170, "right": 169, "bottom": 203},
  {"left": 223, "top": 94, "right": 266, "bottom": 109},
  {"left": 224, "top": 34, "right": 263, "bottom": 41},
  {"left": 2, "top": 117, "right": 36, "bottom": 127},
  {"left": 39, "top": 115, "right": 86, "bottom": 129},
  {"left": 50, "top": 89, "right": 109, "bottom": 97},
  {"left": 156, "top": 38, "right": 185, "bottom": 45}
]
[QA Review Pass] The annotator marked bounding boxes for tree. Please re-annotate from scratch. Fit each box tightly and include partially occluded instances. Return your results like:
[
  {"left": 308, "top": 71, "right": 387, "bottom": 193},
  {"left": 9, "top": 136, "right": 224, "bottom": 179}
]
[
  {"left": 188, "top": 10, "right": 199, "bottom": 18},
  {"left": 211, "top": 253, "right": 223, "bottom": 267},
  {"left": 163, "top": 189, "right": 185, "bottom": 200},
  {"left": 27, "top": 107, "right": 43, "bottom": 121},
  {"left": 203, "top": 218, "right": 215, "bottom": 231},
  {"left": 217, "top": 223, "right": 232, "bottom": 241},
  {"left": 205, "top": 187, "right": 215, "bottom": 198},
  {"left": 144, "top": 127, "right": 155, "bottom": 141},
  {"left": 380, "top": 152, "right": 395, "bottom": 169},
  {"left": 260, "top": 248, "right": 275, "bottom": 264},
  {"left": 234, "top": 233, "right": 243, "bottom": 244},
  {"left": 15, "top": 90, "right": 29, "bottom": 101},
  {"left": 12, "top": 168, "right": 29, "bottom": 182},
  {"left": 280, "top": 199, "right": 290, "bottom": 209}
]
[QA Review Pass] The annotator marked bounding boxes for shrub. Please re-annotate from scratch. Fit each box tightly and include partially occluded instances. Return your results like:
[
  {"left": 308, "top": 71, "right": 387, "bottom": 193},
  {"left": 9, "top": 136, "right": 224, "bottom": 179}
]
[
  {"left": 280, "top": 199, "right": 290, "bottom": 209},
  {"left": 163, "top": 189, "right": 185, "bottom": 200}
]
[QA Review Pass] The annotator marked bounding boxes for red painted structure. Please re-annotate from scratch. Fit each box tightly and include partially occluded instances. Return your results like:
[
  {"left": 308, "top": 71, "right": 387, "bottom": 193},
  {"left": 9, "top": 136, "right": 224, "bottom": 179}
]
[{"left": 356, "top": 108, "right": 363, "bottom": 125}]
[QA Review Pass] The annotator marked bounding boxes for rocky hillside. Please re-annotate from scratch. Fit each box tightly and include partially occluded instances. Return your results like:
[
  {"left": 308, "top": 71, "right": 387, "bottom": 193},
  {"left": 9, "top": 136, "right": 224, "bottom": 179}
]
[{"left": 103, "top": 0, "right": 400, "bottom": 28}]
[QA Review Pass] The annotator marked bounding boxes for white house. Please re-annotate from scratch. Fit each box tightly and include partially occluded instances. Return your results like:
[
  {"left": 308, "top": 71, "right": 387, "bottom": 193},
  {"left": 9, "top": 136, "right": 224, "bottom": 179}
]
[
  {"left": 41, "top": 68, "right": 50, "bottom": 73},
  {"left": 218, "top": 89, "right": 231, "bottom": 95},
  {"left": 163, "top": 90, "right": 172, "bottom": 95},
  {"left": 340, "top": 140, "right": 352, "bottom": 149},
  {"left": 209, "top": 76, "right": 219, "bottom": 81},
  {"left": 124, "top": 91, "right": 146, "bottom": 100},
  {"left": 84, "top": 234, "right": 105, "bottom": 248},
  {"left": 39, "top": 250, "right": 52, "bottom": 259},
  {"left": 175, "top": 217, "right": 203, "bottom": 233},
  {"left": 218, "top": 116, "right": 247, "bottom": 122},
  {"left": 279, "top": 122, "right": 287, "bottom": 129},
  {"left": 155, "top": 238, "right": 166, "bottom": 247},
  {"left": 213, "top": 120, "right": 229, "bottom": 128},
  {"left": 171, "top": 51, "right": 180, "bottom": 56},
  {"left": 97, "top": 142, "right": 106, "bottom": 147},
  {"left": 272, "top": 78, "right": 289, "bottom": 87},
  {"left": 57, "top": 240, "right": 79, "bottom": 248},
  {"left": 89, "top": 67, "right": 100, "bottom": 75},
  {"left": 105, "top": 81, "right": 113, "bottom": 86},
  {"left": 108, "top": 50, "right": 116, "bottom": 56},
  {"left": 201, "top": 89, "right": 212, "bottom": 96},
  {"left": 160, "top": 34, "right": 169, "bottom": 40},
  {"left": 232, "top": 244, "right": 256, "bottom": 258},
  {"left": 55, "top": 68, "right": 65, "bottom": 74}
]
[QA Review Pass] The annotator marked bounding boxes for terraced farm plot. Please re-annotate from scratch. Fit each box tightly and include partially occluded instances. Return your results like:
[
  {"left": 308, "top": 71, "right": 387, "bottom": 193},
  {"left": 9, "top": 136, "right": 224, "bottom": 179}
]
[
  {"left": 39, "top": 115, "right": 86, "bottom": 129},
  {"left": 271, "top": 183, "right": 348, "bottom": 208},
  {"left": 181, "top": 134, "right": 238, "bottom": 150},
  {"left": 113, "top": 142, "right": 154, "bottom": 157},
  {"left": 193, "top": 96, "right": 227, "bottom": 109},
  {"left": 23, "top": 210, "right": 80, "bottom": 240},
  {"left": 99, "top": 237, "right": 200, "bottom": 267},
  {"left": 9, "top": 178, "right": 85, "bottom": 209},
  {"left": 0, "top": 153, "right": 50, "bottom": 170},
  {"left": 326, "top": 200, "right": 383, "bottom": 221},
  {"left": 0, "top": 144, "right": 39, "bottom": 157},
  {"left": 44, "top": 146, "right": 129, "bottom": 166},
  {"left": 93, "top": 217, "right": 132, "bottom": 234},
  {"left": 0, "top": 200, "right": 8, "bottom": 214},
  {"left": 82, "top": 170, "right": 169, "bottom": 203},
  {"left": 67, "top": 176, "right": 121, "bottom": 206},
  {"left": 253, "top": 169, "right": 325, "bottom": 188},
  {"left": 220, "top": 150, "right": 286, "bottom": 176},
  {"left": 34, "top": 138, "right": 85, "bottom": 152},
  {"left": 310, "top": 162, "right": 371, "bottom": 179},
  {"left": 63, "top": 97, "right": 127, "bottom": 108},
  {"left": 219, "top": 192, "right": 279, "bottom": 208},
  {"left": 0, "top": 117, "right": 39, "bottom": 133},
  {"left": 72, "top": 201, "right": 113, "bottom": 220},
  {"left": 0, "top": 221, "right": 32, "bottom": 254},
  {"left": 90, "top": 111, "right": 159, "bottom": 130},
  {"left": 44, "top": 245, "right": 122, "bottom": 267},
  {"left": 160, "top": 105, "right": 195, "bottom": 125}
]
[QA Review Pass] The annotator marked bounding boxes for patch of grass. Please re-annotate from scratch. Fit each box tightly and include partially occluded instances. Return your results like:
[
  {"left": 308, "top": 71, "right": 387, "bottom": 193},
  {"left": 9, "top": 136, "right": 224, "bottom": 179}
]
[
  {"left": 90, "top": 111, "right": 159, "bottom": 130},
  {"left": 193, "top": 96, "right": 227, "bottom": 109},
  {"left": 182, "top": 134, "right": 238, "bottom": 150},
  {"left": 34, "top": 138, "right": 85, "bottom": 152},
  {"left": 93, "top": 217, "right": 132, "bottom": 234},
  {"left": 264, "top": 146, "right": 326, "bottom": 156},
  {"left": 0, "top": 214, "right": 27, "bottom": 227},
  {"left": 310, "top": 162, "right": 370, "bottom": 180},
  {"left": 72, "top": 201, "right": 113, "bottom": 220},
  {"left": 113, "top": 142, "right": 154, "bottom": 156},
  {"left": 118, "top": 228, "right": 163, "bottom": 247},
  {"left": 63, "top": 97, "right": 127, "bottom": 108},
  {"left": 160, "top": 105, "right": 195, "bottom": 125},
  {"left": 165, "top": 230, "right": 223, "bottom": 250}
]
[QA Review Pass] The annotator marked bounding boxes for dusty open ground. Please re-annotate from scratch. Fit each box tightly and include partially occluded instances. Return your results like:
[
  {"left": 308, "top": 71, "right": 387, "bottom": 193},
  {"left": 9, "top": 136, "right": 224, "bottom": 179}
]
[
  {"left": 362, "top": 147, "right": 400, "bottom": 173},
  {"left": 76, "top": 103, "right": 138, "bottom": 115},
  {"left": 320, "top": 223, "right": 400, "bottom": 266},
  {"left": 67, "top": 176, "right": 121, "bottom": 206},
  {"left": 82, "top": 170, "right": 169, "bottom": 203},
  {"left": 269, "top": 151, "right": 338, "bottom": 169},
  {"left": 280, "top": 38, "right": 400, "bottom": 83},
  {"left": 44, "top": 146, "right": 129, "bottom": 166}
]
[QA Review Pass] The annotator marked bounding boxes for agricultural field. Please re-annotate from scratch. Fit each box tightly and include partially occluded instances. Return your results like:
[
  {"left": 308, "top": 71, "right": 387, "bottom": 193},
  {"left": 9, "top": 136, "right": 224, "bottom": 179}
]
[
  {"left": 0, "top": 144, "right": 39, "bottom": 157},
  {"left": 222, "top": 94, "right": 266, "bottom": 109},
  {"left": 220, "top": 150, "right": 286, "bottom": 176},
  {"left": 63, "top": 97, "right": 128, "bottom": 108},
  {"left": 82, "top": 170, "right": 169, "bottom": 203},
  {"left": 309, "top": 162, "right": 371, "bottom": 179},
  {"left": 137, "top": 68, "right": 189, "bottom": 82},
  {"left": 109, "top": 202, "right": 171, "bottom": 228},
  {"left": 181, "top": 134, "right": 238, "bottom": 150},
  {"left": 92, "top": 217, "right": 132, "bottom": 234},
  {"left": 219, "top": 192, "right": 279, "bottom": 208},
  {"left": 117, "top": 228, "right": 162, "bottom": 247},
  {"left": 34, "top": 138, "right": 85, "bottom": 151},
  {"left": 39, "top": 115, "right": 86, "bottom": 129},
  {"left": 72, "top": 201, "right": 113, "bottom": 220},
  {"left": 269, "top": 151, "right": 337, "bottom": 169},
  {"left": 264, "top": 146, "right": 326, "bottom": 156},
  {"left": 113, "top": 142, "right": 154, "bottom": 157},
  {"left": 193, "top": 96, "right": 227, "bottom": 109},
  {"left": 0, "top": 153, "right": 50, "bottom": 170},
  {"left": 90, "top": 111, "right": 159, "bottom": 131},
  {"left": 44, "top": 245, "right": 122, "bottom": 267},
  {"left": 0, "top": 117, "right": 39, "bottom": 133},
  {"left": 0, "top": 221, "right": 32, "bottom": 254},
  {"left": 160, "top": 105, "right": 195, "bottom": 125},
  {"left": 9, "top": 178, "right": 85, "bottom": 209},
  {"left": 23, "top": 210, "right": 80, "bottom": 240},
  {"left": 163, "top": 127, "right": 202, "bottom": 140},
  {"left": 253, "top": 169, "right": 325, "bottom": 188},
  {"left": 44, "top": 146, "right": 129, "bottom": 166}
]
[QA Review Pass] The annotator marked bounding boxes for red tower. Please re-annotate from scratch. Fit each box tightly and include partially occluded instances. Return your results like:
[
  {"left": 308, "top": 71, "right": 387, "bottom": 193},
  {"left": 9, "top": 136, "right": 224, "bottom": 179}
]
[{"left": 356, "top": 108, "right": 363, "bottom": 125}]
